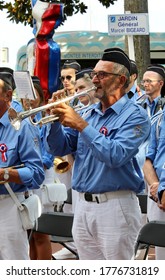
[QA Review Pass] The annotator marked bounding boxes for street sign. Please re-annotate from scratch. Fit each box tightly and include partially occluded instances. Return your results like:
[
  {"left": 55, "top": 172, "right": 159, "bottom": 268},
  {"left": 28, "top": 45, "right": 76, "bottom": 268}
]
[{"left": 108, "top": 13, "right": 149, "bottom": 36}]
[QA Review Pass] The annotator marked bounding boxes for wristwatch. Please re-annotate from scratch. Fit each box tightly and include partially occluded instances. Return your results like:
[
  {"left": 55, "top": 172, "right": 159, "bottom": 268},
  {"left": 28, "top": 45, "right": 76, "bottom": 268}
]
[{"left": 4, "top": 169, "right": 9, "bottom": 181}]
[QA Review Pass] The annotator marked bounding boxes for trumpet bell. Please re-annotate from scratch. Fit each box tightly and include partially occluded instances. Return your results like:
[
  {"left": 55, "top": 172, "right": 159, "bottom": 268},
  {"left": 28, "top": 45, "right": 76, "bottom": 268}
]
[{"left": 54, "top": 157, "right": 71, "bottom": 173}]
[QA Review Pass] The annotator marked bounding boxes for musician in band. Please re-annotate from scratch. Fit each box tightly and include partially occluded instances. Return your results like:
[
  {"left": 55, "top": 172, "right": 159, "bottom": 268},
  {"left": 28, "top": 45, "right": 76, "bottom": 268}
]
[
  {"left": 0, "top": 70, "right": 45, "bottom": 260},
  {"left": 52, "top": 59, "right": 81, "bottom": 101},
  {"left": 51, "top": 60, "right": 81, "bottom": 260},
  {"left": 143, "top": 65, "right": 165, "bottom": 259},
  {"left": 21, "top": 76, "right": 55, "bottom": 260},
  {"left": 45, "top": 48, "right": 151, "bottom": 259}
]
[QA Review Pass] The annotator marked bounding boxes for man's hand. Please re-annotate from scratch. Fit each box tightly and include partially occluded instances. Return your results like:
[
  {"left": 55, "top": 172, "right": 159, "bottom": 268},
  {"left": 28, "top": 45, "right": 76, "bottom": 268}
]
[
  {"left": 149, "top": 182, "right": 159, "bottom": 202},
  {"left": 52, "top": 89, "right": 67, "bottom": 101},
  {"left": 158, "top": 191, "right": 165, "bottom": 211},
  {"left": 50, "top": 102, "right": 88, "bottom": 132}
]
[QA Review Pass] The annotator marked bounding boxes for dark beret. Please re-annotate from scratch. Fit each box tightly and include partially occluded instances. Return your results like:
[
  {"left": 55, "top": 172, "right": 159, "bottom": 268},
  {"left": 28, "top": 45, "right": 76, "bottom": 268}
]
[
  {"left": 76, "top": 68, "right": 93, "bottom": 80},
  {"left": 130, "top": 60, "right": 138, "bottom": 76},
  {"left": 0, "top": 67, "right": 16, "bottom": 90},
  {"left": 146, "top": 64, "right": 165, "bottom": 80},
  {"left": 62, "top": 60, "right": 81, "bottom": 72},
  {"left": 101, "top": 47, "right": 131, "bottom": 73}
]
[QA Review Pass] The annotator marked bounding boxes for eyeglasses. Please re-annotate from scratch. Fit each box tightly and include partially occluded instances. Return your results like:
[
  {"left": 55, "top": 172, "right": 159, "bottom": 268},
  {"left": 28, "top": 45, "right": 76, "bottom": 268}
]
[
  {"left": 60, "top": 75, "right": 72, "bottom": 82},
  {"left": 140, "top": 79, "right": 161, "bottom": 86},
  {"left": 90, "top": 71, "right": 121, "bottom": 80}
]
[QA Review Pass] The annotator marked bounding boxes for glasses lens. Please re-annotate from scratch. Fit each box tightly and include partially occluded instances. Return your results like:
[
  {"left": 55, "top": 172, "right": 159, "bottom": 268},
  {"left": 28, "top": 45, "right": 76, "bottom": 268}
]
[
  {"left": 90, "top": 72, "right": 104, "bottom": 79},
  {"left": 141, "top": 80, "right": 152, "bottom": 85}
]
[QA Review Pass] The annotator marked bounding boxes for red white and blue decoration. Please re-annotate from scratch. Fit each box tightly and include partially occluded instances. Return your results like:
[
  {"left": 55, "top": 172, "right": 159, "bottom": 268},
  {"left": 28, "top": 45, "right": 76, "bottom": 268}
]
[
  {"left": 0, "top": 143, "right": 8, "bottom": 162},
  {"left": 99, "top": 126, "right": 108, "bottom": 136},
  {"left": 27, "top": 0, "right": 64, "bottom": 102}
]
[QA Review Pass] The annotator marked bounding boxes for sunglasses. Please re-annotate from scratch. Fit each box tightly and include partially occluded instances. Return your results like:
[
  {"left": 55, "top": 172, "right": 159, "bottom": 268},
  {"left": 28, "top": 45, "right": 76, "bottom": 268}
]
[{"left": 60, "top": 75, "right": 72, "bottom": 82}]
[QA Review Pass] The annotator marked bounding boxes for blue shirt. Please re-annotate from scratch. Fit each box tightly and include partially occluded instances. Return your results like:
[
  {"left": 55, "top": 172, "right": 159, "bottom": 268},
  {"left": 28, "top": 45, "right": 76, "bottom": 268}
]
[
  {"left": 147, "top": 110, "right": 165, "bottom": 199},
  {"left": 34, "top": 112, "right": 54, "bottom": 169},
  {"left": 45, "top": 95, "right": 151, "bottom": 194},
  {"left": 0, "top": 111, "right": 45, "bottom": 194},
  {"left": 142, "top": 96, "right": 161, "bottom": 117}
]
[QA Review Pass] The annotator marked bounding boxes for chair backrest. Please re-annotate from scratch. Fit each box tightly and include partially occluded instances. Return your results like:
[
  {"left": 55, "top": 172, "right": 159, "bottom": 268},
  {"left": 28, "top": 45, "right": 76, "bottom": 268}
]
[
  {"left": 33, "top": 212, "right": 74, "bottom": 237},
  {"left": 136, "top": 220, "right": 165, "bottom": 247},
  {"left": 137, "top": 194, "right": 147, "bottom": 214}
]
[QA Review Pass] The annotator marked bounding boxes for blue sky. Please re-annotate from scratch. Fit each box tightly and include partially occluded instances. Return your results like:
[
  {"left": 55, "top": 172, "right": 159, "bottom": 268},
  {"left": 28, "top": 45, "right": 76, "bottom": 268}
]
[{"left": 0, "top": 0, "right": 164, "bottom": 69}]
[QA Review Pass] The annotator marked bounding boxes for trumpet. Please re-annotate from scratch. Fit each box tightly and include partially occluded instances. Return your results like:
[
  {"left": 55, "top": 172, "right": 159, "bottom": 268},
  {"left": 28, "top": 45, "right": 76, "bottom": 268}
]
[{"left": 8, "top": 86, "right": 96, "bottom": 130}]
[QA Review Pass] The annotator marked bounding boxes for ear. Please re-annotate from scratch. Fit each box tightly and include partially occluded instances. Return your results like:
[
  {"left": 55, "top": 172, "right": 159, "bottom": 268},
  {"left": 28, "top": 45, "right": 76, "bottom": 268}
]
[
  {"left": 120, "top": 75, "right": 128, "bottom": 87},
  {"left": 160, "top": 80, "right": 164, "bottom": 87},
  {"left": 132, "top": 73, "right": 137, "bottom": 81},
  {"left": 4, "top": 89, "right": 13, "bottom": 102}
]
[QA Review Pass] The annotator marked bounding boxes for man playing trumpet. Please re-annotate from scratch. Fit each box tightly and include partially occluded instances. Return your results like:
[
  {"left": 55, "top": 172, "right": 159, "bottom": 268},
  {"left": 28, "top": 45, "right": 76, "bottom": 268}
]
[{"left": 45, "top": 48, "right": 151, "bottom": 260}]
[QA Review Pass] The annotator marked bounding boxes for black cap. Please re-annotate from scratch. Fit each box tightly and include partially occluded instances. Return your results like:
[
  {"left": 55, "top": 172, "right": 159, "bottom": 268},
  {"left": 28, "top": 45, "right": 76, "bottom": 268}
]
[
  {"left": 0, "top": 67, "right": 16, "bottom": 90},
  {"left": 101, "top": 47, "right": 131, "bottom": 73},
  {"left": 76, "top": 68, "right": 93, "bottom": 80},
  {"left": 62, "top": 60, "right": 81, "bottom": 72},
  {"left": 146, "top": 64, "right": 165, "bottom": 80},
  {"left": 130, "top": 60, "right": 138, "bottom": 76}
]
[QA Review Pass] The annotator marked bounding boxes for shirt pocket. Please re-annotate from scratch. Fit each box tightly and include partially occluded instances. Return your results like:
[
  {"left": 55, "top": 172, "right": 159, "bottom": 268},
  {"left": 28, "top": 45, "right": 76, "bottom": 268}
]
[{"left": 0, "top": 143, "right": 18, "bottom": 168}]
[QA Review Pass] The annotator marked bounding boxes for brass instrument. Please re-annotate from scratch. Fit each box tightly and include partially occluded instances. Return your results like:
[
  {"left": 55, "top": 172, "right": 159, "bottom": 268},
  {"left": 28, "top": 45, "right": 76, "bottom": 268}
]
[
  {"left": 8, "top": 86, "right": 96, "bottom": 130},
  {"left": 54, "top": 157, "right": 71, "bottom": 173}
]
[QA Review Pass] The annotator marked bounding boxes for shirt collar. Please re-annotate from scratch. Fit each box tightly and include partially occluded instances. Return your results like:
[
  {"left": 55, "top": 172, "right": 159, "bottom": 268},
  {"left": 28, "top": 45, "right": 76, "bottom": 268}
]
[
  {"left": 129, "top": 84, "right": 137, "bottom": 94},
  {"left": 145, "top": 95, "right": 161, "bottom": 105},
  {"left": 90, "top": 94, "right": 129, "bottom": 116}
]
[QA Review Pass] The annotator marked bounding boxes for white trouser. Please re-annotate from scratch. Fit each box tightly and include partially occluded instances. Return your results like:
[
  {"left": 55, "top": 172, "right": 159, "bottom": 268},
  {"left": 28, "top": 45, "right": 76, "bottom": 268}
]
[
  {"left": 72, "top": 190, "right": 142, "bottom": 260},
  {"left": 0, "top": 194, "right": 29, "bottom": 260},
  {"left": 53, "top": 170, "right": 77, "bottom": 252},
  {"left": 147, "top": 196, "right": 165, "bottom": 260}
]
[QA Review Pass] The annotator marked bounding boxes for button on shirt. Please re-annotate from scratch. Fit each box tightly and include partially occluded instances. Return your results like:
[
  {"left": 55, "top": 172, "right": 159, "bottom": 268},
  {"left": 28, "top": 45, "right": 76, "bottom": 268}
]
[
  {"left": 46, "top": 95, "right": 151, "bottom": 194},
  {"left": 0, "top": 111, "right": 45, "bottom": 194}
]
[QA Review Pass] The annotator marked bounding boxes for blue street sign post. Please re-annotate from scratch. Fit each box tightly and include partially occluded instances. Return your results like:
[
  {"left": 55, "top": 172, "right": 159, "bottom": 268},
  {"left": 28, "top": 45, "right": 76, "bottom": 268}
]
[
  {"left": 108, "top": 13, "right": 149, "bottom": 36},
  {"left": 108, "top": 12, "right": 149, "bottom": 61}
]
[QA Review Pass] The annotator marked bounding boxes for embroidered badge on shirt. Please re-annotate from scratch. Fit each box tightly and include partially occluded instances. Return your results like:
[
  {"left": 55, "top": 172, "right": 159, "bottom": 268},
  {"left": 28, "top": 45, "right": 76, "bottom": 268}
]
[
  {"left": 33, "top": 138, "right": 39, "bottom": 148},
  {"left": 0, "top": 143, "right": 8, "bottom": 162},
  {"left": 134, "top": 125, "right": 142, "bottom": 137},
  {"left": 99, "top": 126, "right": 108, "bottom": 136}
]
